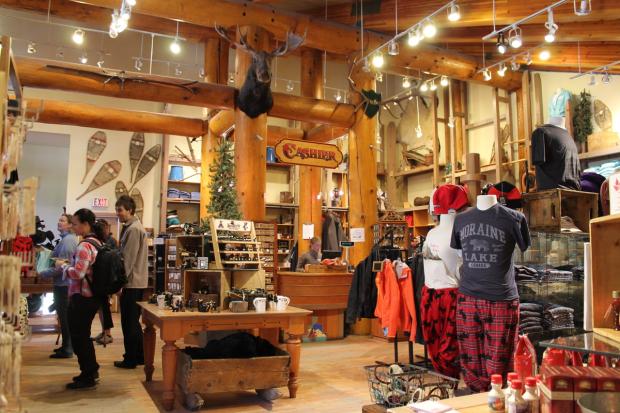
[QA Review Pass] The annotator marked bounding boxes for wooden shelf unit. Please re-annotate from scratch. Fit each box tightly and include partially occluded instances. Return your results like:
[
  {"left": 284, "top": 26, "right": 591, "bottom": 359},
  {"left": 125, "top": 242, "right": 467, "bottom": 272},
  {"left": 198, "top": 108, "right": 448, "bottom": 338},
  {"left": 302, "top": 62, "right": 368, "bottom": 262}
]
[
  {"left": 145, "top": 227, "right": 156, "bottom": 297},
  {"left": 207, "top": 217, "right": 262, "bottom": 272},
  {"left": 255, "top": 222, "right": 277, "bottom": 293}
]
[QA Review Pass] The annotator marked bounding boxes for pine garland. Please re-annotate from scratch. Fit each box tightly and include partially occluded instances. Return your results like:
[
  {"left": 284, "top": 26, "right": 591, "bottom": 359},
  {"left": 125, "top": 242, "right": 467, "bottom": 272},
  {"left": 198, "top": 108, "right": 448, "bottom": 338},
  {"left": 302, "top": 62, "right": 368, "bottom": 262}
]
[
  {"left": 206, "top": 139, "right": 242, "bottom": 220},
  {"left": 572, "top": 89, "right": 593, "bottom": 143}
]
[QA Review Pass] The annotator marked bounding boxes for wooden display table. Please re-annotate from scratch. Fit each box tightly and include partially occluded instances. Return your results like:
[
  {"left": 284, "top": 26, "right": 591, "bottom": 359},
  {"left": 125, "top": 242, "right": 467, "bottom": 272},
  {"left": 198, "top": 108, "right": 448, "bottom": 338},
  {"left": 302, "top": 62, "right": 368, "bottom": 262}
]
[
  {"left": 276, "top": 271, "right": 353, "bottom": 339},
  {"left": 138, "top": 302, "right": 312, "bottom": 410},
  {"left": 364, "top": 392, "right": 488, "bottom": 413}
]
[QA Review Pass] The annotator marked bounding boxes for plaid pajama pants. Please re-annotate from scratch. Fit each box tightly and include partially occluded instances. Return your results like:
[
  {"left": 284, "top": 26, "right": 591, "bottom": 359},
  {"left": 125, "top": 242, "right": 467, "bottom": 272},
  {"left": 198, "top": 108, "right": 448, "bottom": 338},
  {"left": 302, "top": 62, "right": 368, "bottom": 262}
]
[
  {"left": 456, "top": 293, "right": 519, "bottom": 392},
  {"left": 421, "top": 286, "right": 460, "bottom": 379}
]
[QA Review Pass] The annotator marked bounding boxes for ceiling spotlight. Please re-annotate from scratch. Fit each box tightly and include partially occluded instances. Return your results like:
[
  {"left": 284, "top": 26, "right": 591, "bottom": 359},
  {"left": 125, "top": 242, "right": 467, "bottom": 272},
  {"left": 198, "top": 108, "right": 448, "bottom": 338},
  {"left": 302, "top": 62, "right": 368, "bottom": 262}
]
[
  {"left": 286, "top": 80, "right": 294, "bottom": 92},
  {"left": 388, "top": 40, "right": 399, "bottom": 56},
  {"left": 430, "top": 80, "right": 437, "bottom": 91},
  {"left": 447, "top": 3, "right": 461, "bottom": 22},
  {"left": 525, "top": 52, "right": 533, "bottom": 65},
  {"left": 497, "top": 63, "right": 507, "bottom": 77},
  {"left": 72, "top": 28, "right": 85, "bottom": 45},
  {"left": 376, "top": 72, "right": 383, "bottom": 82},
  {"left": 334, "top": 90, "right": 342, "bottom": 102},
  {"left": 402, "top": 77, "right": 411, "bottom": 88},
  {"left": 440, "top": 75, "right": 449, "bottom": 87},
  {"left": 175, "top": 64, "right": 183, "bottom": 76},
  {"left": 496, "top": 33, "right": 507, "bottom": 54},
  {"left": 508, "top": 27, "right": 523, "bottom": 49},
  {"left": 170, "top": 38, "right": 181, "bottom": 54},
  {"left": 27, "top": 42, "right": 36, "bottom": 54},
  {"left": 574, "top": 0, "right": 591, "bottom": 16},
  {"left": 371, "top": 51, "right": 384, "bottom": 68},
  {"left": 96, "top": 54, "right": 104, "bottom": 68},
  {"left": 56, "top": 47, "right": 64, "bottom": 59},
  {"left": 511, "top": 59, "right": 520, "bottom": 71},
  {"left": 120, "top": 4, "right": 131, "bottom": 20},
  {"left": 483, "top": 69, "right": 492, "bottom": 81},
  {"left": 422, "top": 19, "right": 437, "bottom": 38},
  {"left": 407, "top": 27, "right": 423, "bottom": 47},
  {"left": 545, "top": 9, "right": 558, "bottom": 43},
  {"left": 420, "top": 81, "right": 429, "bottom": 92},
  {"left": 134, "top": 58, "right": 144, "bottom": 71},
  {"left": 588, "top": 74, "right": 597, "bottom": 86},
  {"left": 602, "top": 69, "right": 611, "bottom": 84},
  {"left": 539, "top": 49, "right": 551, "bottom": 61},
  {"left": 79, "top": 52, "right": 88, "bottom": 64},
  {"left": 126, "top": 0, "right": 136, "bottom": 5}
]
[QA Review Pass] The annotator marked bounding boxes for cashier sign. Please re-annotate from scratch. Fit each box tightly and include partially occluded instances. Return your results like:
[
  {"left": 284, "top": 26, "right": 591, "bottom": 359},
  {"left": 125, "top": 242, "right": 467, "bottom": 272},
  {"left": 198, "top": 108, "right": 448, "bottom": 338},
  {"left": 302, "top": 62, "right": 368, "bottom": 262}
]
[{"left": 275, "top": 139, "right": 343, "bottom": 169}]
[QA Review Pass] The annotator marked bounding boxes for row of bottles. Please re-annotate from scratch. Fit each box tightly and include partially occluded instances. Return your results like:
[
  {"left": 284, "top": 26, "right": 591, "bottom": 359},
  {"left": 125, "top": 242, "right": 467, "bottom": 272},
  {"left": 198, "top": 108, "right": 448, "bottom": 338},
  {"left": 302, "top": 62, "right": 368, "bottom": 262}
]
[{"left": 489, "top": 372, "right": 539, "bottom": 413}]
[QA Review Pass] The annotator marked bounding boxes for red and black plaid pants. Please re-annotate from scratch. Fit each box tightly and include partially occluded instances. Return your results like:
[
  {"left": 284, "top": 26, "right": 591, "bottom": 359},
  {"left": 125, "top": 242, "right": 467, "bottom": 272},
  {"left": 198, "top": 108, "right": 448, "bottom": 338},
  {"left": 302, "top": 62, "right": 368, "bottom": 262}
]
[
  {"left": 456, "top": 293, "right": 519, "bottom": 392},
  {"left": 420, "top": 286, "right": 460, "bottom": 379}
]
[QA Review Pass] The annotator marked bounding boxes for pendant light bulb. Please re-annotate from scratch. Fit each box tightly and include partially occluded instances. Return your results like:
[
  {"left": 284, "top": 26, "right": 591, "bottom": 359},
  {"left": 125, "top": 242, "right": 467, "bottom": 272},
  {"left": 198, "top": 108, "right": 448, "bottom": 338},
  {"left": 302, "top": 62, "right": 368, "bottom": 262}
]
[
  {"left": 388, "top": 40, "right": 399, "bottom": 56},
  {"left": 447, "top": 4, "right": 461, "bottom": 22},
  {"left": 440, "top": 75, "right": 449, "bottom": 87},
  {"left": 574, "top": 0, "right": 591, "bottom": 16},
  {"left": 497, "top": 63, "right": 507, "bottom": 77},
  {"left": 407, "top": 27, "right": 423, "bottom": 47},
  {"left": 545, "top": 9, "right": 558, "bottom": 43},
  {"left": 27, "top": 42, "right": 37, "bottom": 54},
  {"left": 170, "top": 38, "right": 181, "bottom": 54},
  {"left": 539, "top": 49, "right": 551, "bottom": 61},
  {"left": 508, "top": 27, "right": 523, "bottom": 49},
  {"left": 422, "top": 19, "right": 437, "bottom": 38},
  {"left": 415, "top": 125, "right": 423, "bottom": 138},
  {"left": 429, "top": 80, "right": 437, "bottom": 91},
  {"left": 483, "top": 68, "right": 492, "bottom": 81},
  {"left": 371, "top": 51, "right": 385, "bottom": 68},
  {"left": 72, "top": 28, "right": 85, "bottom": 45},
  {"left": 79, "top": 52, "right": 88, "bottom": 64},
  {"left": 496, "top": 33, "right": 507, "bottom": 54},
  {"left": 126, "top": 0, "right": 136, "bottom": 5},
  {"left": 511, "top": 59, "right": 520, "bottom": 71},
  {"left": 420, "top": 81, "right": 429, "bottom": 92},
  {"left": 402, "top": 77, "right": 411, "bottom": 88},
  {"left": 335, "top": 90, "right": 342, "bottom": 102}
]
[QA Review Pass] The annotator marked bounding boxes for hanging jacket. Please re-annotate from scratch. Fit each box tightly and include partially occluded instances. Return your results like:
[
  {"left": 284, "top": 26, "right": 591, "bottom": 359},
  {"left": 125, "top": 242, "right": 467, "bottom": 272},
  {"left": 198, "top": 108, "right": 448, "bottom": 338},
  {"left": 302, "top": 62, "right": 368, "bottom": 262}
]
[
  {"left": 374, "top": 260, "right": 417, "bottom": 340},
  {"left": 321, "top": 212, "right": 344, "bottom": 251},
  {"left": 345, "top": 246, "right": 379, "bottom": 323}
]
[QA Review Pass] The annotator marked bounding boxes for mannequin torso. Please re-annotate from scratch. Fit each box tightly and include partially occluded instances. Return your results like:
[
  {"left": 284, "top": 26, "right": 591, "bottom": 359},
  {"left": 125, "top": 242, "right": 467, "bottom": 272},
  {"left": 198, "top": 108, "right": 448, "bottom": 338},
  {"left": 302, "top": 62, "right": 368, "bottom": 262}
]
[
  {"left": 423, "top": 212, "right": 461, "bottom": 289},
  {"left": 476, "top": 195, "right": 498, "bottom": 210}
]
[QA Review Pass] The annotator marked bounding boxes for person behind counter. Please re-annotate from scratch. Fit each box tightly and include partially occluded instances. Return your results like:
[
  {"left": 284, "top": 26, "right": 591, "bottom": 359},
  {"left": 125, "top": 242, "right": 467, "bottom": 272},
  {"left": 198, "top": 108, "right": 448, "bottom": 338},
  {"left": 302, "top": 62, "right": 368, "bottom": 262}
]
[{"left": 296, "top": 237, "right": 322, "bottom": 272}]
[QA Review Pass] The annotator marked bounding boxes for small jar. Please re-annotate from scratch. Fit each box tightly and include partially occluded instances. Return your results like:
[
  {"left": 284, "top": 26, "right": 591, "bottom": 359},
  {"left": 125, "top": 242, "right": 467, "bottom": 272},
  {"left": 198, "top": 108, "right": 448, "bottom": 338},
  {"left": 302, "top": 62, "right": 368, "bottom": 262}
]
[{"left": 612, "top": 290, "right": 620, "bottom": 331}]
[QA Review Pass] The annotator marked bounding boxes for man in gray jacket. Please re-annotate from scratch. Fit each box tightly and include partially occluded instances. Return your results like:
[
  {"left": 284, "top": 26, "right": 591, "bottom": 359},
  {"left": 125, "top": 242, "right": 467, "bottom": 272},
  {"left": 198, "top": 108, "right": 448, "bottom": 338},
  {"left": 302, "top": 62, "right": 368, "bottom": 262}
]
[{"left": 114, "top": 195, "right": 148, "bottom": 369}]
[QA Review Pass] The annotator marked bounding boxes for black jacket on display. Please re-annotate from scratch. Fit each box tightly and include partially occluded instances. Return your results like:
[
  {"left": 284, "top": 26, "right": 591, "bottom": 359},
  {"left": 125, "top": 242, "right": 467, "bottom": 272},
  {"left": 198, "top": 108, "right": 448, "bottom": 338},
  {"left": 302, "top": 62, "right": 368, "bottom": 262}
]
[
  {"left": 322, "top": 212, "right": 345, "bottom": 251},
  {"left": 345, "top": 246, "right": 380, "bottom": 324}
]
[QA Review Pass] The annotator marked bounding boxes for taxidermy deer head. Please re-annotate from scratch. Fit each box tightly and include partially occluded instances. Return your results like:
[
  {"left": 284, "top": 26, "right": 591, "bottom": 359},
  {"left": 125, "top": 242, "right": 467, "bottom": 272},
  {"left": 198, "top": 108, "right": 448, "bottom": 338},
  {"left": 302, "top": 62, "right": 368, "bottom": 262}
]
[{"left": 215, "top": 25, "right": 305, "bottom": 118}]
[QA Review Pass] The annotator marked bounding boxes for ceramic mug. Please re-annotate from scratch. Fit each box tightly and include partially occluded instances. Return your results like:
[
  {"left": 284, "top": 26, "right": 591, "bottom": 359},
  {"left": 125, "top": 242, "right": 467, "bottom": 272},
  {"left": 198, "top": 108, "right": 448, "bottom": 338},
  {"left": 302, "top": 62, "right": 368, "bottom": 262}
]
[
  {"left": 156, "top": 294, "right": 166, "bottom": 309},
  {"left": 253, "top": 297, "right": 266, "bottom": 313},
  {"left": 276, "top": 295, "right": 290, "bottom": 311}
]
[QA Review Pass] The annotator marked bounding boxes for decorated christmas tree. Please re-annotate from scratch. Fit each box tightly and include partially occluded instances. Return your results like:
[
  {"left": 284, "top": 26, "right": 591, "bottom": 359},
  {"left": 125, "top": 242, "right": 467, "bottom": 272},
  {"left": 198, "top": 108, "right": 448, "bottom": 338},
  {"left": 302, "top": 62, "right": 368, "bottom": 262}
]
[{"left": 206, "top": 139, "right": 242, "bottom": 220}]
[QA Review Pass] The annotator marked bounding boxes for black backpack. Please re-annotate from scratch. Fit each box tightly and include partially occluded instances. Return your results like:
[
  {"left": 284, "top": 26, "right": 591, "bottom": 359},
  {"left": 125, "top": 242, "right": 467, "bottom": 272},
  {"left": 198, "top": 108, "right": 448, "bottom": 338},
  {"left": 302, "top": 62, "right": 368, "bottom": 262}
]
[{"left": 81, "top": 239, "right": 128, "bottom": 296}]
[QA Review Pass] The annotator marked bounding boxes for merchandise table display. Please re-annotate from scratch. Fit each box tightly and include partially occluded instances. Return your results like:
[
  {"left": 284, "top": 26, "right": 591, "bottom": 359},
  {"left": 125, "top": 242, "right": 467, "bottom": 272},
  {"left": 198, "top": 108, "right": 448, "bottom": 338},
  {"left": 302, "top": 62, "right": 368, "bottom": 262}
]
[{"left": 138, "top": 302, "right": 311, "bottom": 410}]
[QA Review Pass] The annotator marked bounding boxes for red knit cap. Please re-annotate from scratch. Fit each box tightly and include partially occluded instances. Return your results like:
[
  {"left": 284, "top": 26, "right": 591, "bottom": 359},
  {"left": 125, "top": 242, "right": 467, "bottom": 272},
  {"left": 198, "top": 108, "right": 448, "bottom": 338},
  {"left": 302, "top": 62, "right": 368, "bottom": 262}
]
[{"left": 432, "top": 184, "right": 469, "bottom": 215}]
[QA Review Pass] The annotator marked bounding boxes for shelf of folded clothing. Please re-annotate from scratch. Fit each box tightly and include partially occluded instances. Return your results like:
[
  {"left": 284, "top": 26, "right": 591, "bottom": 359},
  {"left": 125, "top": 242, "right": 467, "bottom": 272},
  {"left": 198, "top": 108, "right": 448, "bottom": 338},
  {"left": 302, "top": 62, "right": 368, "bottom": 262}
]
[
  {"left": 266, "top": 203, "right": 299, "bottom": 209},
  {"left": 168, "top": 180, "right": 200, "bottom": 185},
  {"left": 167, "top": 198, "right": 200, "bottom": 204}
]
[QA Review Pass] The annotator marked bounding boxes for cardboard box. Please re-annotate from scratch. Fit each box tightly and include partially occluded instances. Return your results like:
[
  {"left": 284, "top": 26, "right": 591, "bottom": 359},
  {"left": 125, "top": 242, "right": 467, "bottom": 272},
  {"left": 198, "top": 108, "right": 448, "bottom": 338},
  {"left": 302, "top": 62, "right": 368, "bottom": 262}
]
[
  {"left": 540, "top": 366, "right": 574, "bottom": 413},
  {"left": 589, "top": 366, "right": 620, "bottom": 392},
  {"left": 569, "top": 367, "right": 597, "bottom": 413}
]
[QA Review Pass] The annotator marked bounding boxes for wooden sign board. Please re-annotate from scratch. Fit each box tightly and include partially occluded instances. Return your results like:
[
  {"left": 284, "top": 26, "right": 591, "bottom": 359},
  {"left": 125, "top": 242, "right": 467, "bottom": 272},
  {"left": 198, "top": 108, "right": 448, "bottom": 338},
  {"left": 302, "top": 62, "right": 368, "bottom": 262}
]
[{"left": 275, "top": 139, "right": 343, "bottom": 169}]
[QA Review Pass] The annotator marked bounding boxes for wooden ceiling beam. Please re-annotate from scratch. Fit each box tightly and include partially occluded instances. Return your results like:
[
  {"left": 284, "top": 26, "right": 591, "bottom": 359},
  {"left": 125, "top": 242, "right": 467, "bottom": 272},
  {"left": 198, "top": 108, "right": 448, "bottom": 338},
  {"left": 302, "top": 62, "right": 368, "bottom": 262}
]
[
  {"left": 305, "top": 125, "right": 348, "bottom": 143},
  {"left": 16, "top": 56, "right": 356, "bottom": 127},
  {"left": 28, "top": 98, "right": 206, "bottom": 136},
  {"left": 0, "top": 0, "right": 215, "bottom": 42}
]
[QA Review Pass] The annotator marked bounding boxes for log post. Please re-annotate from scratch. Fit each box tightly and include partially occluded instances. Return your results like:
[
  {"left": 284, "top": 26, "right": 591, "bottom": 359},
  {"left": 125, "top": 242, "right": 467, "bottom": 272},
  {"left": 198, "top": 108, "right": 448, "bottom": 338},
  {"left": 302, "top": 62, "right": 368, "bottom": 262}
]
[
  {"left": 234, "top": 26, "right": 268, "bottom": 221},
  {"left": 348, "top": 69, "right": 378, "bottom": 265},
  {"left": 385, "top": 122, "right": 400, "bottom": 208},
  {"left": 298, "top": 49, "right": 324, "bottom": 252},
  {"left": 201, "top": 38, "right": 229, "bottom": 221},
  {"left": 462, "top": 153, "right": 483, "bottom": 206}
]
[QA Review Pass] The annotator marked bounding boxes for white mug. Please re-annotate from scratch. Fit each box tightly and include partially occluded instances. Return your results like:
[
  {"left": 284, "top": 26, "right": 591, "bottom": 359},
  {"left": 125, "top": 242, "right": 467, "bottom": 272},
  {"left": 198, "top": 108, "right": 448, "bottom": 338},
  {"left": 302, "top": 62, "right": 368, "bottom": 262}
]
[
  {"left": 253, "top": 297, "right": 266, "bottom": 313},
  {"left": 276, "top": 295, "right": 290, "bottom": 311},
  {"left": 156, "top": 295, "right": 166, "bottom": 309}
]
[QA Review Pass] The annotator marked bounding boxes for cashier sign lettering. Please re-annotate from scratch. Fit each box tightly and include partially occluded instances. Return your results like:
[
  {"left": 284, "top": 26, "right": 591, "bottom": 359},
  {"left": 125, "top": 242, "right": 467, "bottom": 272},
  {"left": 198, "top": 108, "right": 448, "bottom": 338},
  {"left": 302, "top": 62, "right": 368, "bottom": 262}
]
[{"left": 275, "top": 139, "right": 343, "bottom": 168}]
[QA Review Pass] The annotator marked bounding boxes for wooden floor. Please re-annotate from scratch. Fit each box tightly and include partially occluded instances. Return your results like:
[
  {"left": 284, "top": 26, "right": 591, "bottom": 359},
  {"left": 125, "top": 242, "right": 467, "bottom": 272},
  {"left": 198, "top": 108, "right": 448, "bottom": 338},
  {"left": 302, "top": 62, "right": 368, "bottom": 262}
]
[{"left": 17, "top": 313, "right": 421, "bottom": 412}]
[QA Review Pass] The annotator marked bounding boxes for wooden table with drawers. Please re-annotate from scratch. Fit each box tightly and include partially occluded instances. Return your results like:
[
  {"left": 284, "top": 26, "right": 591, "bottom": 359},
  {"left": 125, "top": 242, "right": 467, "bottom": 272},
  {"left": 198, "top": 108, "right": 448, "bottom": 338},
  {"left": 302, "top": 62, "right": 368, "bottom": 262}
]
[{"left": 138, "top": 302, "right": 312, "bottom": 410}]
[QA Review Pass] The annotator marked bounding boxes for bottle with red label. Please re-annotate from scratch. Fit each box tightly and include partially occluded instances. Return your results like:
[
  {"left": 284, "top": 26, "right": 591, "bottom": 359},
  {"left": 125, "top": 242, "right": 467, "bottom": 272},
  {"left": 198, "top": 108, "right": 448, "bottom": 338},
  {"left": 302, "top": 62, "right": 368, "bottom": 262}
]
[{"left": 488, "top": 374, "right": 506, "bottom": 412}]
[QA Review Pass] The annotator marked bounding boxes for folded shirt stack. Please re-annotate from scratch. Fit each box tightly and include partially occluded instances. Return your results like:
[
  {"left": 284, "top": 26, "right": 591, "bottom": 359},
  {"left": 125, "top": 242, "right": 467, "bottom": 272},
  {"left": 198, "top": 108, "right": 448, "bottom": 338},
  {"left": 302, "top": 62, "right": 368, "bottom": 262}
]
[
  {"left": 543, "top": 303, "right": 575, "bottom": 330},
  {"left": 515, "top": 265, "right": 539, "bottom": 283},
  {"left": 519, "top": 302, "right": 544, "bottom": 335},
  {"left": 541, "top": 269, "right": 573, "bottom": 282},
  {"left": 167, "top": 188, "right": 191, "bottom": 199},
  {"left": 584, "top": 161, "right": 620, "bottom": 178},
  {"left": 190, "top": 191, "right": 200, "bottom": 201}
]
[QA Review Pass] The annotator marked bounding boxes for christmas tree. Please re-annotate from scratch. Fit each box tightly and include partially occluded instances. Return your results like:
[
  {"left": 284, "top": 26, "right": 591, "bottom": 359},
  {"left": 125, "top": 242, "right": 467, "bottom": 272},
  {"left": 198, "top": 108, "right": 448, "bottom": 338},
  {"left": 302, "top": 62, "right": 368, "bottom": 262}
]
[
  {"left": 572, "top": 89, "right": 593, "bottom": 143},
  {"left": 206, "top": 139, "right": 242, "bottom": 220}
]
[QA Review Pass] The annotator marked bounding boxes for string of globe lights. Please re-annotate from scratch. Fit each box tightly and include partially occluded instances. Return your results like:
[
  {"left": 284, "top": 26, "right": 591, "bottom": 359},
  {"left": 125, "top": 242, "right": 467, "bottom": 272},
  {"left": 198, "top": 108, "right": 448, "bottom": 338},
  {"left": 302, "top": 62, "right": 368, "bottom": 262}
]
[
  {"left": 571, "top": 60, "right": 619, "bottom": 85},
  {"left": 357, "top": 1, "right": 462, "bottom": 73}
]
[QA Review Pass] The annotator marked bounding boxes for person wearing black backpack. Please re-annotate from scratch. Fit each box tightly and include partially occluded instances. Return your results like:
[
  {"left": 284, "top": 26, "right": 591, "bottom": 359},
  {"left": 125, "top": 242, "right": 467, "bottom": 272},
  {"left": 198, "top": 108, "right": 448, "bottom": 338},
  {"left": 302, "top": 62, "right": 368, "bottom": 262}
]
[
  {"left": 58, "top": 209, "right": 106, "bottom": 389},
  {"left": 114, "top": 195, "right": 148, "bottom": 369}
]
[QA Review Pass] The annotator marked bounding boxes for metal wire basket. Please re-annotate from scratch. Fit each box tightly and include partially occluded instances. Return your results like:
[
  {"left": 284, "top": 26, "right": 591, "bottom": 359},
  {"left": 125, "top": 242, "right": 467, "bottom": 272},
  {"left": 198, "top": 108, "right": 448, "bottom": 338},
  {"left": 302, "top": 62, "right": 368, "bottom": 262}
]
[{"left": 364, "top": 362, "right": 459, "bottom": 408}]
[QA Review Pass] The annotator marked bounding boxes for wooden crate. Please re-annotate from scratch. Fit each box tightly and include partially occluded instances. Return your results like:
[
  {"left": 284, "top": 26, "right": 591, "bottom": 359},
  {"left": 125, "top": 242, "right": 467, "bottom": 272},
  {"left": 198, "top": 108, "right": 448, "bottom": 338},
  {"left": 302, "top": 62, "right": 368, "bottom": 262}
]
[
  {"left": 522, "top": 189, "right": 598, "bottom": 233},
  {"left": 176, "top": 348, "right": 290, "bottom": 408}
]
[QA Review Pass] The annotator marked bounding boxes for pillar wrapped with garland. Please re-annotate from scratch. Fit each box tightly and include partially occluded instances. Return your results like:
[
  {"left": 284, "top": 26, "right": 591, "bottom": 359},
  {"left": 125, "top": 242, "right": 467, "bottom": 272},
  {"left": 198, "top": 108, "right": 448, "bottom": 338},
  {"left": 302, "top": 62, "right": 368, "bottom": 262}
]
[{"left": 206, "top": 139, "right": 242, "bottom": 220}]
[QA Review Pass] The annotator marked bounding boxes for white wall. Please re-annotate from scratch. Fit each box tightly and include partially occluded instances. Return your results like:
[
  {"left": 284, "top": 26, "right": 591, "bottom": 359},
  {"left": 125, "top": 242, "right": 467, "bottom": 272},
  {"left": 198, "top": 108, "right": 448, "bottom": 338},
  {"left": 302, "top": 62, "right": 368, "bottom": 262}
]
[{"left": 20, "top": 132, "right": 70, "bottom": 238}]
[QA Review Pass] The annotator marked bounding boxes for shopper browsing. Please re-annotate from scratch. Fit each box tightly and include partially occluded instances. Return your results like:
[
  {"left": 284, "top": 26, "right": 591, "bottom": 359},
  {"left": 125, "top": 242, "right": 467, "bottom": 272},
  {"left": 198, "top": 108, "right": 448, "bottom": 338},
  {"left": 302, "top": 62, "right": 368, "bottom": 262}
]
[
  {"left": 92, "top": 219, "right": 117, "bottom": 346},
  {"left": 38, "top": 213, "right": 78, "bottom": 359},
  {"left": 59, "top": 209, "right": 106, "bottom": 389},
  {"left": 114, "top": 195, "right": 148, "bottom": 369}
]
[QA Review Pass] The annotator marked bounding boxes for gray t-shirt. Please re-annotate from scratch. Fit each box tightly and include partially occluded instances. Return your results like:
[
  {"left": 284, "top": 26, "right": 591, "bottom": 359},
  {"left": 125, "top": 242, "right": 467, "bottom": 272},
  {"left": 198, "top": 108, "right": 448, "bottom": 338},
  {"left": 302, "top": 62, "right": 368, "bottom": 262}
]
[{"left": 450, "top": 204, "right": 530, "bottom": 301}]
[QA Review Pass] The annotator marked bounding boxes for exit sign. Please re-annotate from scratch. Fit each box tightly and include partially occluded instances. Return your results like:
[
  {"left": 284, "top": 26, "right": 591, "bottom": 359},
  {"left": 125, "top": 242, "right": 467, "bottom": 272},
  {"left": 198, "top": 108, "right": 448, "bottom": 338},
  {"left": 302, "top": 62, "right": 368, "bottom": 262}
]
[{"left": 92, "top": 197, "right": 109, "bottom": 208}]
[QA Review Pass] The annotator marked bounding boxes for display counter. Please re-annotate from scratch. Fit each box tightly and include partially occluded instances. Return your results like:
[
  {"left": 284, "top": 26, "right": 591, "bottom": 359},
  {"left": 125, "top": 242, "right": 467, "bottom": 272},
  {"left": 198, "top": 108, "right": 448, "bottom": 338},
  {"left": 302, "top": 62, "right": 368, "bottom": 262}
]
[{"left": 276, "top": 271, "right": 353, "bottom": 339}]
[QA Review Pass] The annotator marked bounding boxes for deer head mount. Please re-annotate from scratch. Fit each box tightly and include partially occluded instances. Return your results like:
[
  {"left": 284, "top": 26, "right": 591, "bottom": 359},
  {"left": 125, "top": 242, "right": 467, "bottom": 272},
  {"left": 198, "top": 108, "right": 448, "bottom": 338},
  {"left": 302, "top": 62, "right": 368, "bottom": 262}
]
[{"left": 215, "top": 25, "right": 306, "bottom": 118}]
